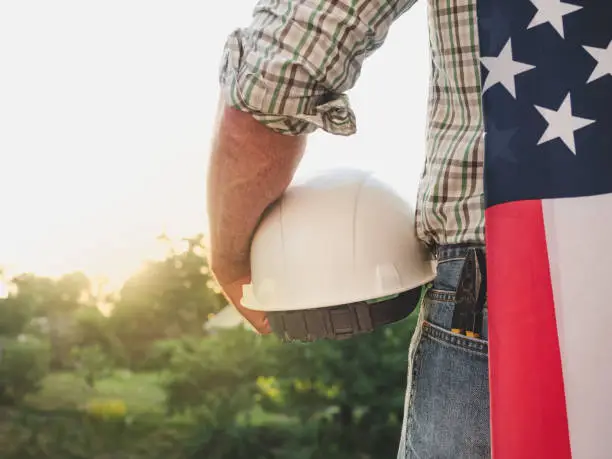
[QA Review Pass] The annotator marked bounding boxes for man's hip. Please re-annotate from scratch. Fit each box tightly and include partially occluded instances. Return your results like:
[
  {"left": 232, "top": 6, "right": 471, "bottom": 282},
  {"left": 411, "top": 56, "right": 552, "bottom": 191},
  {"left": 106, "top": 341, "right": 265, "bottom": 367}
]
[{"left": 398, "top": 244, "right": 490, "bottom": 459}]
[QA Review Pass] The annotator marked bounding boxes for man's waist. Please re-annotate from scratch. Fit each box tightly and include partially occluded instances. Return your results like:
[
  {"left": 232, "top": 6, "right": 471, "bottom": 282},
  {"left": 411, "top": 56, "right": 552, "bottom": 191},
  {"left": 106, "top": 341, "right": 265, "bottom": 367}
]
[
  {"left": 415, "top": 194, "right": 485, "bottom": 249},
  {"left": 426, "top": 243, "right": 488, "bottom": 340},
  {"left": 435, "top": 243, "right": 486, "bottom": 263},
  {"left": 428, "top": 243, "right": 487, "bottom": 297}
]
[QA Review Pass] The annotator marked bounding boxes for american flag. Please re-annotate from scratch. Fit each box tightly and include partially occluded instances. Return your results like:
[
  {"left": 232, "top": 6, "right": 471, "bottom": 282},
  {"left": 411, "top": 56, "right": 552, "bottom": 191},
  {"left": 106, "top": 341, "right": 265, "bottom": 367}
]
[{"left": 478, "top": 0, "right": 612, "bottom": 457}]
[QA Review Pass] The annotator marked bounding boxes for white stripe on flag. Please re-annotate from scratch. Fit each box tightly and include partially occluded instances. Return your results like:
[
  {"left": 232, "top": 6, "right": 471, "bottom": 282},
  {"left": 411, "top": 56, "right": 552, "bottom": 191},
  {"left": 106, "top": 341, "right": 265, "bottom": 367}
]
[{"left": 544, "top": 192, "right": 612, "bottom": 459}]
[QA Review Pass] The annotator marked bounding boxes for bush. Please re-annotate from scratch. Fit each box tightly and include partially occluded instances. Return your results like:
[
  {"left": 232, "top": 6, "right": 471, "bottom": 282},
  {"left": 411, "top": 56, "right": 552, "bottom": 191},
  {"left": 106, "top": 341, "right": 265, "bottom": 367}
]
[
  {"left": 0, "top": 297, "right": 34, "bottom": 337},
  {"left": 267, "top": 316, "right": 419, "bottom": 458},
  {"left": 0, "top": 314, "right": 418, "bottom": 458},
  {"left": 0, "top": 407, "right": 313, "bottom": 459},
  {"left": 159, "top": 315, "right": 418, "bottom": 458},
  {"left": 86, "top": 399, "right": 128, "bottom": 421},
  {"left": 0, "top": 336, "right": 50, "bottom": 405},
  {"left": 72, "top": 306, "right": 128, "bottom": 367},
  {"left": 183, "top": 422, "right": 319, "bottom": 459},
  {"left": 161, "top": 328, "right": 277, "bottom": 426},
  {"left": 143, "top": 337, "right": 198, "bottom": 372},
  {"left": 71, "top": 344, "right": 113, "bottom": 387},
  {"left": 0, "top": 406, "right": 193, "bottom": 459}
]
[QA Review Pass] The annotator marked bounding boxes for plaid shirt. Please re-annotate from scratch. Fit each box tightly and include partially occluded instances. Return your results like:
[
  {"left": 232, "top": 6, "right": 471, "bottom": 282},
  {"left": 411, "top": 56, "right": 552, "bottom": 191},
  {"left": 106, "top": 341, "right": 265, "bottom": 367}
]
[{"left": 219, "top": 0, "right": 484, "bottom": 247}]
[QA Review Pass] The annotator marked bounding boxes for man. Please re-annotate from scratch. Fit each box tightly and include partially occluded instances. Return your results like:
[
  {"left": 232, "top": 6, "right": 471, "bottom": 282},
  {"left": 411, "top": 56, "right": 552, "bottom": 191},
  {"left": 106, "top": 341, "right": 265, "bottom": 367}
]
[{"left": 207, "top": 0, "right": 488, "bottom": 457}]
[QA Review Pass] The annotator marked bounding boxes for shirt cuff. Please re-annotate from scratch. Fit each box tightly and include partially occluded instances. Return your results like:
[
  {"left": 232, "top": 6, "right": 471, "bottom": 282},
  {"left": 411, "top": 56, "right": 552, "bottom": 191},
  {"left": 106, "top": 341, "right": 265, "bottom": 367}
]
[{"left": 218, "top": 28, "right": 357, "bottom": 136}]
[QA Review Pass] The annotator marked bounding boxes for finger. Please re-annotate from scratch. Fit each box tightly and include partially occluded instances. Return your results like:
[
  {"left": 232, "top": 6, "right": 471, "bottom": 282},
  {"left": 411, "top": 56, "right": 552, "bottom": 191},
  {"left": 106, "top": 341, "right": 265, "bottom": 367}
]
[
  {"left": 248, "top": 315, "right": 272, "bottom": 335},
  {"left": 259, "top": 317, "right": 272, "bottom": 335},
  {"left": 235, "top": 303, "right": 271, "bottom": 334}
]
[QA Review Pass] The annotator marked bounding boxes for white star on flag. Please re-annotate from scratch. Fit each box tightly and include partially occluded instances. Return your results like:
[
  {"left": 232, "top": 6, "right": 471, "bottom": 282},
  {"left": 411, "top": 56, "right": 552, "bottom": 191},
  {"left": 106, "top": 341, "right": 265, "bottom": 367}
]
[
  {"left": 535, "top": 93, "right": 595, "bottom": 155},
  {"left": 481, "top": 39, "right": 535, "bottom": 98},
  {"left": 527, "top": 0, "right": 582, "bottom": 39},
  {"left": 584, "top": 40, "right": 612, "bottom": 83}
]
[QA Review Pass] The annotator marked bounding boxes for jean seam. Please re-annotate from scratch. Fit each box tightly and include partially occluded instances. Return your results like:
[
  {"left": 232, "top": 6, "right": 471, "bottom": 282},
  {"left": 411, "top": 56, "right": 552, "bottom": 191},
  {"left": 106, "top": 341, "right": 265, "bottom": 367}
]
[
  {"left": 436, "top": 244, "right": 485, "bottom": 262},
  {"left": 422, "top": 322, "right": 488, "bottom": 356},
  {"left": 436, "top": 256, "right": 465, "bottom": 264},
  {"left": 405, "top": 344, "right": 423, "bottom": 459},
  {"left": 428, "top": 289, "right": 456, "bottom": 303},
  {"left": 402, "top": 309, "right": 426, "bottom": 459}
]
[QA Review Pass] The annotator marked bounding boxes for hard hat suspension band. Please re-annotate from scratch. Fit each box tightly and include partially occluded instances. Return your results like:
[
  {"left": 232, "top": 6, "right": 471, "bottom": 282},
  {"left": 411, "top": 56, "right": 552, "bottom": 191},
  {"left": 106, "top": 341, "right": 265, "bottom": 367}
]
[{"left": 267, "top": 287, "right": 425, "bottom": 343}]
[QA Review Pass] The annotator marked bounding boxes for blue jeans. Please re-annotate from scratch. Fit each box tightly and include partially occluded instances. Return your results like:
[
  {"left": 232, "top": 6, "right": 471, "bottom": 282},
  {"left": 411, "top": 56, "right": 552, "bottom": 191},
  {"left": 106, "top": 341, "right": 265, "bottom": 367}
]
[{"left": 398, "top": 244, "right": 490, "bottom": 458}]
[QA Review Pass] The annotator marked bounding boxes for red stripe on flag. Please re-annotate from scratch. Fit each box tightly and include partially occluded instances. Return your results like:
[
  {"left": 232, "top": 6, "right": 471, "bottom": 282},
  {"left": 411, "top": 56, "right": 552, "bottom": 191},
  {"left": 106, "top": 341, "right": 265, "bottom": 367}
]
[{"left": 486, "top": 200, "right": 571, "bottom": 459}]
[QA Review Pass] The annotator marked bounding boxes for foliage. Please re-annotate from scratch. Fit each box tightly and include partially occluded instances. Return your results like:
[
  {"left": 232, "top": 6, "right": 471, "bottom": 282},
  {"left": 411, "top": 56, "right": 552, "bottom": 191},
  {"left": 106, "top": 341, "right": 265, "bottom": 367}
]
[
  {"left": 8, "top": 272, "right": 94, "bottom": 369},
  {"left": 0, "top": 406, "right": 367, "bottom": 459},
  {"left": 0, "top": 336, "right": 50, "bottom": 405},
  {"left": 86, "top": 399, "right": 128, "bottom": 420},
  {"left": 0, "top": 233, "right": 421, "bottom": 458},
  {"left": 0, "top": 296, "right": 34, "bottom": 337},
  {"left": 72, "top": 307, "right": 127, "bottom": 366},
  {"left": 182, "top": 422, "right": 319, "bottom": 459},
  {"left": 109, "top": 235, "right": 224, "bottom": 368},
  {"left": 25, "top": 371, "right": 165, "bottom": 414},
  {"left": 12, "top": 272, "right": 93, "bottom": 316},
  {"left": 159, "top": 317, "right": 417, "bottom": 458},
  {"left": 71, "top": 345, "right": 114, "bottom": 387},
  {"left": 0, "top": 407, "right": 193, "bottom": 459},
  {"left": 272, "top": 316, "right": 417, "bottom": 425},
  {"left": 144, "top": 338, "right": 197, "bottom": 371},
  {"left": 0, "top": 320, "right": 418, "bottom": 458},
  {"left": 161, "top": 327, "right": 276, "bottom": 426}
]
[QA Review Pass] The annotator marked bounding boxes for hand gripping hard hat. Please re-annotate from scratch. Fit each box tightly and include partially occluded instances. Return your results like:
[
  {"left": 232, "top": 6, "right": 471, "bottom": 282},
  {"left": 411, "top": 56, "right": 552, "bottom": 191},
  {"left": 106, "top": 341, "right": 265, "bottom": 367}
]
[{"left": 241, "top": 168, "right": 436, "bottom": 341}]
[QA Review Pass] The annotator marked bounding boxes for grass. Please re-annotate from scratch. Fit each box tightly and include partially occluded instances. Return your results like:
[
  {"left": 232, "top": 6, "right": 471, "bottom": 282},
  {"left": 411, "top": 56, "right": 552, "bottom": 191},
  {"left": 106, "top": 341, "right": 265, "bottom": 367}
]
[
  {"left": 24, "top": 371, "right": 289, "bottom": 426},
  {"left": 25, "top": 371, "right": 166, "bottom": 415},
  {"left": 1, "top": 371, "right": 195, "bottom": 458},
  {"left": 239, "top": 404, "right": 297, "bottom": 426}
]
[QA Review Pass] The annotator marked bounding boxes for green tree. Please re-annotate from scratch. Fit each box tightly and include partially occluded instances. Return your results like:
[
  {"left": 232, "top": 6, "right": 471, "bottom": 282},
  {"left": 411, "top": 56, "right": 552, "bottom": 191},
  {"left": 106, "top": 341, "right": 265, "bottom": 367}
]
[
  {"left": 71, "top": 344, "right": 113, "bottom": 387},
  {"left": 259, "top": 316, "right": 419, "bottom": 458},
  {"left": 72, "top": 306, "right": 126, "bottom": 366},
  {"left": 110, "top": 234, "right": 224, "bottom": 368},
  {"left": 10, "top": 272, "right": 93, "bottom": 369},
  {"left": 161, "top": 327, "right": 274, "bottom": 426},
  {"left": 0, "top": 296, "right": 34, "bottom": 337},
  {"left": 158, "top": 313, "right": 418, "bottom": 458},
  {"left": 0, "top": 336, "right": 50, "bottom": 405}
]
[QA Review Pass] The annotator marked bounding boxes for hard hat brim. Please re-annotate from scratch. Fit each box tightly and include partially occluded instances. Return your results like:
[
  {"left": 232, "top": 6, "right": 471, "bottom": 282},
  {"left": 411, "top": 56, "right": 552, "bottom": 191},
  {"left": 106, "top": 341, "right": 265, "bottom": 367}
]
[{"left": 266, "top": 286, "right": 423, "bottom": 342}]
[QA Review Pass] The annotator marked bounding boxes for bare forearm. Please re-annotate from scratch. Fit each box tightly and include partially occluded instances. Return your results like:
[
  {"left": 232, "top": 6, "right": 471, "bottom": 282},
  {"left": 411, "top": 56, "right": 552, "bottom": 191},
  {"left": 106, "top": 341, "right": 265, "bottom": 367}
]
[{"left": 207, "top": 104, "right": 306, "bottom": 285}]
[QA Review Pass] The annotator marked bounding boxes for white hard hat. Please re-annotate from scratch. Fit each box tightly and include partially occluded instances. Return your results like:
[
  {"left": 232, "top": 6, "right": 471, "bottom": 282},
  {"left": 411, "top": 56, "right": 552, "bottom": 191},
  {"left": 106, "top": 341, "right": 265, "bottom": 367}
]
[{"left": 242, "top": 168, "right": 436, "bottom": 341}]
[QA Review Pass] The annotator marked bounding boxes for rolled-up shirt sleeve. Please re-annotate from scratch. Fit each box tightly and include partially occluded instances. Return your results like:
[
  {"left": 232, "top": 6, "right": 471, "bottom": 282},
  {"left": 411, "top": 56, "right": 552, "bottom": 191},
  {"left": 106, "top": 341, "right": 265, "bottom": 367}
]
[{"left": 219, "top": 0, "right": 417, "bottom": 136}]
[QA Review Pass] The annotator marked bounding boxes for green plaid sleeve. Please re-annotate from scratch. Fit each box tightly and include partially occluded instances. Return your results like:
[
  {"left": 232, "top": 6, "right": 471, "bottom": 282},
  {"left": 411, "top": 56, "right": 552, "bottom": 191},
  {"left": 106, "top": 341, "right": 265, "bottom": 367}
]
[{"left": 219, "top": 0, "right": 417, "bottom": 136}]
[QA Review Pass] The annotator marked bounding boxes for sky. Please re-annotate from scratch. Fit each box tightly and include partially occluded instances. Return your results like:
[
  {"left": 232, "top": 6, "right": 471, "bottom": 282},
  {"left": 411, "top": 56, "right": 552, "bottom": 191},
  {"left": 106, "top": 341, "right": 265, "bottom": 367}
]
[{"left": 0, "top": 1, "right": 428, "bottom": 289}]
